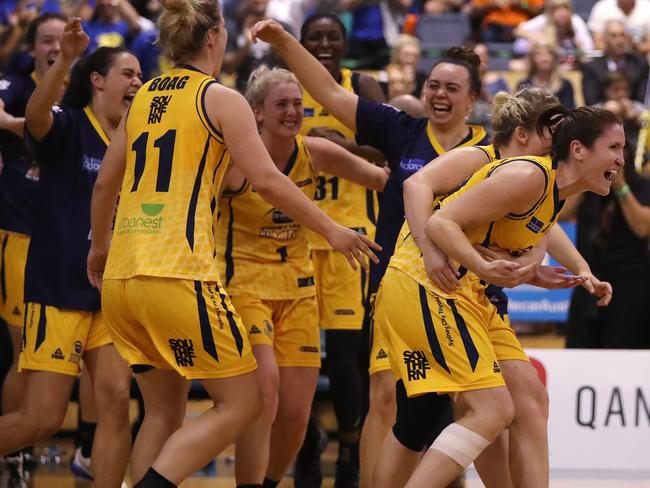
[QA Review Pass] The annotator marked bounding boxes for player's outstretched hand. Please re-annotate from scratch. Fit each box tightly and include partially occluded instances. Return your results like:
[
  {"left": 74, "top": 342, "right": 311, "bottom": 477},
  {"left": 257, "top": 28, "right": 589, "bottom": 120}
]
[
  {"left": 87, "top": 246, "right": 107, "bottom": 292},
  {"left": 251, "top": 18, "right": 288, "bottom": 46},
  {"left": 529, "top": 265, "right": 588, "bottom": 289},
  {"left": 326, "top": 224, "right": 381, "bottom": 271},
  {"left": 581, "top": 273, "right": 613, "bottom": 306},
  {"left": 61, "top": 18, "right": 89, "bottom": 63}
]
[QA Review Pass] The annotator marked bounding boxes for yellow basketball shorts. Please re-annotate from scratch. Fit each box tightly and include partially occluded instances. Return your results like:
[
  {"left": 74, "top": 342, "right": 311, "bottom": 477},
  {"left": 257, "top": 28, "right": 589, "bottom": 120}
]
[
  {"left": 381, "top": 268, "right": 528, "bottom": 397},
  {"left": 312, "top": 249, "right": 367, "bottom": 330},
  {"left": 19, "top": 303, "right": 111, "bottom": 376},
  {"left": 0, "top": 230, "right": 29, "bottom": 327},
  {"left": 368, "top": 285, "right": 392, "bottom": 375},
  {"left": 231, "top": 294, "right": 321, "bottom": 368},
  {"left": 102, "top": 277, "right": 257, "bottom": 380}
]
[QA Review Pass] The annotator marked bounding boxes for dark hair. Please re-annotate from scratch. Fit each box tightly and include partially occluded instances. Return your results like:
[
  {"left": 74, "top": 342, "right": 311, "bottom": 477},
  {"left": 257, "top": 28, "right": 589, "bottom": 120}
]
[
  {"left": 604, "top": 70, "right": 630, "bottom": 89},
  {"left": 431, "top": 46, "right": 481, "bottom": 97},
  {"left": 537, "top": 105, "right": 621, "bottom": 160},
  {"left": 61, "top": 47, "right": 129, "bottom": 109},
  {"left": 25, "top": 13, "right": 66, "bottom": 46},
  {"left": 300, "top": 13, "right": 347, "bottom": 44}
]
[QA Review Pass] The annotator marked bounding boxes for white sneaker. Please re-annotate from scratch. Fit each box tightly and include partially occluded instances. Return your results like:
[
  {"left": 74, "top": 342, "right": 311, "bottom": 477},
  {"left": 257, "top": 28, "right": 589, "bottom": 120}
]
[{"left": 70, "top": 447, "right": 93, "bottom": 480}]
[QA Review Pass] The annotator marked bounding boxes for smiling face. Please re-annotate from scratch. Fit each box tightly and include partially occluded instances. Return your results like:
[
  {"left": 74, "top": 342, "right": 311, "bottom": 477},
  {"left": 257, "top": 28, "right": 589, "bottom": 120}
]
[
  {"left": 423, "top": 62, "right": 475, "bottom": 129},
  {"left": 93, "top": 52, "right": 142, "bottom": 123},
  {"left": 31, "top": 18, "right": 65, "bottom": 77},
  {"left": 302, "top": 17, "right": 346, "bottom": 78},
  {"left": 576, "top": 123, "right": 626, "bottom": 195},
  {"left": 255, "top": 81, "right": 304, "bottom": 140}
]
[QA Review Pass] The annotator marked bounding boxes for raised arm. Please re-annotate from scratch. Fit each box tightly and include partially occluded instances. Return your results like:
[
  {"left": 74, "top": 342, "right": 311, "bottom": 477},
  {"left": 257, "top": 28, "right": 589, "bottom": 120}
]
[
  {"left": 87, "top": 113, "right": 128, "bottom": 290},
  {"left": 306, "top": 135, "right": 387, "bottom": 192},
  {"left": 25, "top": 18, "right": 88, "bottom": 141},
  {"left": 403, "top": 146, "right": 491, "bottom": 291},
  {"left": 252, "top": 19, "right": 359, "bottom": 132},
  {"left": 424, "top": 162, "right": 545, "bottom": 288},
  {"left": 208, "top": 84, "right": 379, "bottom": 270}
]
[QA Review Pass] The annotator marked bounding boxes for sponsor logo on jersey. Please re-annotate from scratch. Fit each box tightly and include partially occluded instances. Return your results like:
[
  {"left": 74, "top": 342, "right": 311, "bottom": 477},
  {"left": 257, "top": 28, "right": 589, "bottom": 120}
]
[
  {"left": 376, "top": 348, "right": 388, "bottom": 360},
  {"left": 169, "top": 338, "right": 196, "bottom": 367},
  {"left": 526, "top": 216, "right": 544, "bottom": 233},
  {"left": 297, "top": 277, "right": 315, "bottom": 288},
  {"left": 299, "top": 345, "right": 319, "bottom": 353},
  {"left": 82, "top": 155, "right": 102, "bottom": 173},
  {"left": 272, "top": 210, "right": 293, "bottom": 224},
  {"left": 249, "top": 324, "right": 262, "bottom": 334},
  {"left": 117, "top": 203, "right": 164, "bottom": 234},
  {"left": 51, "top": 348, "right": 64, "bottom": 360},
  {"left": 303, "top": 108, "right": 315, "bottom": 117},
  {"left": 12, "top": 306, "right": 20, "bottom": 316},
  {"left": 493, "top": 361, "right": 501, "bottom": 374},
  {"left": 334, "top": 309, "right": 355, "bottom": 316},
  {"left": 399, "top": 158, "right": 426, "bottom": 173},
  {"left": 295, "top": 178, "right": 313, "bottom": 188}
]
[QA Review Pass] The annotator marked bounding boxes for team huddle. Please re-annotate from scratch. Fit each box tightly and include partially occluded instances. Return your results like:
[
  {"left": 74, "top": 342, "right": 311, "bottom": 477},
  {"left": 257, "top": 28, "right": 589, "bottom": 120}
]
[{"left": 0, "top": 0, "right": 622, "bottom": 487}]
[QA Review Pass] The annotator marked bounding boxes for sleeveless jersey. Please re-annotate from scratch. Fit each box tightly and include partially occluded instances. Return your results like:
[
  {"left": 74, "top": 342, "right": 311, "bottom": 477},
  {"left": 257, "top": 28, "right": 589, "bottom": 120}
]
[
  {"left": 300, "top": 68, "right": 378, "bottom": 249},
  {"left": 104, "top": 66, "right": 230, "bottom": 281},
  {"left": 390, "top": 153, "right": 563, "bottom": 294},
  {"left": 217, "top": 135, "right": 317, "bottom": 300}
]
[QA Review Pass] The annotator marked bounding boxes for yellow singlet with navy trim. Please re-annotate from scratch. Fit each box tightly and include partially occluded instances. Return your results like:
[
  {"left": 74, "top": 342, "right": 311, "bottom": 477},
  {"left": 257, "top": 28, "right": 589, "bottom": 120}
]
[
  {"left": 300, "top": 69, "right": 378, "bottom": 249},
  {"left": 389, "top": 153, "right": 563, "bottom": 295},
  {"left": 389, "top": 145, "right": 500, "bottom": 289},
  {"left": 104, "top": 66, "right": 229, "bottom": 281},
  {"left": 216, "top": 135, "right": 317, "bottom": 300}
]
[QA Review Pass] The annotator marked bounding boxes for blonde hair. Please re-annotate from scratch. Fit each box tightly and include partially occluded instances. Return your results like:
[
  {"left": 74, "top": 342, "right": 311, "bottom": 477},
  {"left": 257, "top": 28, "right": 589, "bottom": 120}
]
[
  {"left": 390, "top": 34, "right": 421, "bottom": 64},
  {"left": 245, "top": 65, "right": 301, "bottom": 108},
  {"left": 490, "top": 86, "right": 559, "bottom": 146},
  {"left": 158, "top": 0, "right": 221, "bottom": 63}
]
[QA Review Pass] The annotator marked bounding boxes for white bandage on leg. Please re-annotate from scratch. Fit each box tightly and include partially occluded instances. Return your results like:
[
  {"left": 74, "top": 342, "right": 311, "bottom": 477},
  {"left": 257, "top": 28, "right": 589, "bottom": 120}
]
[{"left": 429, "top": 423, "right": 491, "bottom": 469}]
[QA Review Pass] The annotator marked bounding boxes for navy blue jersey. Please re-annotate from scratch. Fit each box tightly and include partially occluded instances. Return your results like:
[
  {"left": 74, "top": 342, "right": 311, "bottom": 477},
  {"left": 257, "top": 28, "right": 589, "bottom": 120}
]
[
  {"left": 0, "top": 72, "right": 39, "bottom": 235},
  {"left": 355, "top": 98, "right": 488, "bottom": 293},
  {"left": 24, "top": 105, "right": 108, "bottom": 311}
]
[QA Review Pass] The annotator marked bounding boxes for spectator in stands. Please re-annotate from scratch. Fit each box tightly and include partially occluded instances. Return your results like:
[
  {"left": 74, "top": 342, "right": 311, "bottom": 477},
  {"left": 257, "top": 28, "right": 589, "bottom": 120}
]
[
  {"left": 338, "top": 0, "right": 413, "bottom": 69},
  {"left": 514, "top": 0, "right": 594, "bottom": 61},
  {"left": 581, "top": 19, "right": 649, "bottom": 105},
  {"left": 266, "top": 0, "right": 319, "bottom": 37},
  {"left": 587, "top": 0, "right": 650, "bottom": 54},
  {"left": 222, "top": 0, "right": 290, "bottom": 92},
  {"left": 471, "top": 0, "right": 544, "bottom": 43},
  {"left": 601, "top": 70, "right": 644, "bottom": 145},
  {"left": 380, "top": 34, "right": 425, "bottom": 97},
  {"left": 518, "top": 40, "right": 576, "bottom": 107},
  {"left": 82, "top": 0, "right": 142, "bottom": 51},
  {"left": 565, "top": 153, "right": 650, "bottom": 349},
  {"left": 468, "top": 42, "right": 509, "bottom": 129}
]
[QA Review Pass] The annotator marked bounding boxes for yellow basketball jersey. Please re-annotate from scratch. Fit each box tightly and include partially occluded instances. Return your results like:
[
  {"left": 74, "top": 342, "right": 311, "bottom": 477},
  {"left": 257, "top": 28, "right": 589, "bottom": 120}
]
[
  {"left": 104, "top": 66, "right": 229, "bottom": 281},
  {"left": 300, "top": 69, "right": 378, "bottom": 249},
  {"left": 389, "top": 150, "right": 562, "bottom": 294},
  {"left": 216, "top": 135, "right": 317, "bottom": 300}
]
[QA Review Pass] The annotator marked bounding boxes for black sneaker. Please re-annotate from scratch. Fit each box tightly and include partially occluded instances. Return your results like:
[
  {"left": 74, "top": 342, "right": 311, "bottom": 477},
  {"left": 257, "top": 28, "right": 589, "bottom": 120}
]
[
  {"left": 334, "top": 441, "right": 359, "bottom": 488},
  {"left": 294, "top": 427, "right": 328, "bottom": 488},
  {"left": 1, "top": 453, "right": 28, "bottom": 488}
]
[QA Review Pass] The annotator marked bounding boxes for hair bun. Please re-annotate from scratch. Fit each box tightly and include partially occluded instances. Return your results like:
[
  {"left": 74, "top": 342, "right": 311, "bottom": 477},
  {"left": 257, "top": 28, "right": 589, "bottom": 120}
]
[
  {"left": 160, "top": 0, "right": 195, "bottom": 22},
  {"left": 444, "top": 46, "right": 480, "bottom": 70}
]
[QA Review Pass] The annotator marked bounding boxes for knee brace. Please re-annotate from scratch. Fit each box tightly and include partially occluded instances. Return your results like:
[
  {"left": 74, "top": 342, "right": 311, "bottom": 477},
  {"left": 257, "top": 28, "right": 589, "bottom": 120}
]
[
  {"left": 392, "top": 380, "right": 450, "bottom": 452},
  {"left": 430, "top": 423, "right": 491, "bottom": 469}
]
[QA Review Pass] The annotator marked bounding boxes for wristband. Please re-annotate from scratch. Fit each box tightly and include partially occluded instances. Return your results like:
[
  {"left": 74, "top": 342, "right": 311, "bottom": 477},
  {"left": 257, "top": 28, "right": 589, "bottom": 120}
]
[{"left": 615, "top": 184, "right": 631, "bottom": 199}]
